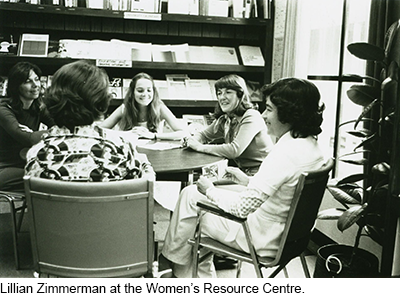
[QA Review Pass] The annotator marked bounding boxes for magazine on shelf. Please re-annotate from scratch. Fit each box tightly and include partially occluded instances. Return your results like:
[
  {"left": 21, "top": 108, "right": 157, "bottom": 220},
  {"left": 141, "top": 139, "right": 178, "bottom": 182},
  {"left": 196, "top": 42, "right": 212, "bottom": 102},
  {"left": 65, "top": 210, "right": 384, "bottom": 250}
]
[
  {"left": 166, "top": 74, "right": 189, "bottom": 99},
  {"left": 18, "top": 34, "right": 49, "bottom": 57},
  {"left": 239, "top": 45, "right": 265, "bottom": 66},
  {"left": 185, "top": 79, "right": 214, "bottom": 100},
  {"left": 109, "top": 78, "right": 122, "bottom": 99},
  {"left": 154, "top": 80, "right": 169, "bottom": 99}
]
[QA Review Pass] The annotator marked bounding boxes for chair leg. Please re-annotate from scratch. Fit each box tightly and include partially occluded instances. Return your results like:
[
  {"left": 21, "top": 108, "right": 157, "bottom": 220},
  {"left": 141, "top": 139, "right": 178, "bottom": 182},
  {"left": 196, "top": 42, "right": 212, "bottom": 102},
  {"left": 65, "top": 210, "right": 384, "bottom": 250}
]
[
  {"left": 236, "top": 260, "right": 242, "bottom": 278},
  {"left": 283, "top": 266, "right": 289, "bottom": 278},
  {"left": 299, "top": 252, "right": 311, "bottom": 278},
  {"left": 4, "top": 195, "right": 27, "bottom": 270},
  {"left": 8, "top": 200, "right": 23, "bottom": 270}
]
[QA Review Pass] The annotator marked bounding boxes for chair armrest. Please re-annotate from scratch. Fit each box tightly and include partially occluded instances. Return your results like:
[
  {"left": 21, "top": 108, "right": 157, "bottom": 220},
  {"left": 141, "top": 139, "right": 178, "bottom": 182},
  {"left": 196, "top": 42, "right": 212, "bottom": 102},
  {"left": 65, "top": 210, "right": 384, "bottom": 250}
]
[
  {"left": 212, "top": 179, "right": 238, "bottom": 186},
  {"left": 196, "top": 201, "right": 246, "bottom": 223}
]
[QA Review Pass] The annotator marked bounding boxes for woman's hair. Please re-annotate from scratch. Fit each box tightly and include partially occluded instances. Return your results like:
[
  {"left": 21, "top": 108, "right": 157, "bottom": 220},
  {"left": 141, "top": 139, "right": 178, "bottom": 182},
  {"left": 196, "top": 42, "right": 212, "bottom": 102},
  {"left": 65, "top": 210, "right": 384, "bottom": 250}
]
[
  {"left": 5, "top": 62, "right": 43, "bottom": 115},
  {"left": 118, "top": 72, "right": 161, "bottom": 132},
  {"left": 262, "top": 77, "right": 325, "bottom": 138},
  {"left": 213, "top": 74, "right": 255, "bottom": 119},
  {"left": 44, "top": 60, "right": 110, "bottom": 131}
]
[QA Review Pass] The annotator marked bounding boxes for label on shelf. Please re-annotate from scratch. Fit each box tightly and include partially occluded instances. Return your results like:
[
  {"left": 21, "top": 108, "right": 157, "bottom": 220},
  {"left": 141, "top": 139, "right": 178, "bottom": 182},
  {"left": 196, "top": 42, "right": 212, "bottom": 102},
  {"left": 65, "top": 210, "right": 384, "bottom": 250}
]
[
  {"left": 124, "top": 12, "right": 162, "bottom": 21},
  {"left": 96, "top": 59, "right": 132, "bottom": 68}
]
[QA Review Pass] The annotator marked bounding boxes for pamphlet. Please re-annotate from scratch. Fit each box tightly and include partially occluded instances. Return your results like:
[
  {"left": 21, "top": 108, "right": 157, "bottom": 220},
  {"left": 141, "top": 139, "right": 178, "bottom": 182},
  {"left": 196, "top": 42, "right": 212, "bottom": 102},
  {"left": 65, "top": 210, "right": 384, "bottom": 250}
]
[{"left": 202, "top": 159, "right": 228, "bottom": 182}]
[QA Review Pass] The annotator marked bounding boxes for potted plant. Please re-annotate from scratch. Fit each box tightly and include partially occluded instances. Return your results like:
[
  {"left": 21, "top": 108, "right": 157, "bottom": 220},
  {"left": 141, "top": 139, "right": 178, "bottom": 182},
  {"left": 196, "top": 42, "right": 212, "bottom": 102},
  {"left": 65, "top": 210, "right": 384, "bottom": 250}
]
[{"left": 314, "top": 20, "right": 400, "bottom": 278}]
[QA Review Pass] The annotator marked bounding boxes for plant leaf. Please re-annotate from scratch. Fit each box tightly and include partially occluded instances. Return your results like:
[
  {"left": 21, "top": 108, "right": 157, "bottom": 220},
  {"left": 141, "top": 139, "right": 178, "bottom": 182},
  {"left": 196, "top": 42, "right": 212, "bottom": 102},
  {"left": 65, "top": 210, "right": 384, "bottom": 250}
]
[
  {"left": 337, "top": 204, "right": 368, "bottom": 232},
  {"left": 371, "top": 162, "right": 391, "bottom": 175},
  {"left": 327, "top": 186, "right": 361, "bottom": 205},
  {"left": 353, "top": 133, "right": 377, "bottom": 151},
  {"left": 340, "top": 158, "right": 368, "bottom": 165},
  {"left": 337, "top": 173, "right": 368, "bottom": 185},
  {"left": 364, "top": 225, "right": 384, "bottom": 245},
  {"left": 346, "top": 129, "right": 372, "bottom": 138},
  {"left": 342, "top": 73, "right": 381, "bottom": 84},
  {"left": 338, "top": 118, "right": 375, "bottom": 129},
  {"left": 354, "top": 98, "right": 380, "bottom": 129},
  {"left": 347, "top": 42, "right": 385, "bottom": 61},
  {"left": 318, "top": 208, "right": 346, "bottom": 219},
  {"left": 347, "top": 84, "right": 380, "bottom": 106}
]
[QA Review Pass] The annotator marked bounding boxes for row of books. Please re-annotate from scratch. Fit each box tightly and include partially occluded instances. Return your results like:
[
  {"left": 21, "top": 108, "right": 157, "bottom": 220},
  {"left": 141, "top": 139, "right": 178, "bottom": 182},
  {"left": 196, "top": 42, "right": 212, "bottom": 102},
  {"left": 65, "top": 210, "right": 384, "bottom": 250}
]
[
  {"left": 15, "top": 0, "right": 272, "bottom": 19},
  {"left": 58, "top": 39, "right": 264, "bottom": 66},
  {"left": 109, "top": 75, "right": 218, "bottom": 101}
]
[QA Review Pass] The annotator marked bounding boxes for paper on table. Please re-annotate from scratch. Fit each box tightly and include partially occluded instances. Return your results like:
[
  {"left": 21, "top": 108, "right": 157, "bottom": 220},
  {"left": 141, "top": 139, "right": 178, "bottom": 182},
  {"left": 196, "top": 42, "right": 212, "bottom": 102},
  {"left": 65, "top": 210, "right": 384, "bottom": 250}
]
[
  {"left": 154, "top": 181, "right": 181, "bottom": 211},
  {"left": 137, "top": 141, "right": 182, "bottom": 150}
]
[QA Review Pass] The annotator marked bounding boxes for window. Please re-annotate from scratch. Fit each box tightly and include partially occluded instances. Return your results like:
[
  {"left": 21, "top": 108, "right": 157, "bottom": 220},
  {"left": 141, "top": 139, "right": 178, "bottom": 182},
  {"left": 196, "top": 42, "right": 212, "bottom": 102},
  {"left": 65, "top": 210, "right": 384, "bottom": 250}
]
[{"left": 292, "top": 0, "right": 371, "bottom": 177}]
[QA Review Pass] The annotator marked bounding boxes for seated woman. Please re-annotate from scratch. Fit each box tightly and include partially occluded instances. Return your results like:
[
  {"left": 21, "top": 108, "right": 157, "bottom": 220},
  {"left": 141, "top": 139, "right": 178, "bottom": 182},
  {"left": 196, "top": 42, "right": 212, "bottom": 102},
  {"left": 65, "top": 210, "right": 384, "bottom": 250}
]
[
  {"left": 158, "top": 77, "right": 326, "bottom": 278},
  {"left": 185, "top": 74, "right": 273, "bottom": 175},
  {"left": 0, "top": 62, "right": 54, "bottom": 191},
  {"left": 100, "top": 72, "right": 187, "bottom": 140},
  {"left": 25, "top": 60, "right": 154, "bottom": 182}
]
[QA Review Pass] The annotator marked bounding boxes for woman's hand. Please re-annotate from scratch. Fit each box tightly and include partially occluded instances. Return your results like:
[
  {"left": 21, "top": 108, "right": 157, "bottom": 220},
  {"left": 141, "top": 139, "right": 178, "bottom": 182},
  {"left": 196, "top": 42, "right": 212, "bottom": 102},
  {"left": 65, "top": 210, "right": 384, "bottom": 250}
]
[
  {"left": 19, "top": 124, "right": 33, "bottom": 133},
  {"left": 196, "top": 175, "right": 214, "bottom": 196},
  {"left": 223, "top": 167, "right": 249, "bottom": 186},
  {"left": 131, "top": 127, "right": 156, "bottom": 139},
  {"left": 186, "top": 136, "right": 203, "bottom": 151}
]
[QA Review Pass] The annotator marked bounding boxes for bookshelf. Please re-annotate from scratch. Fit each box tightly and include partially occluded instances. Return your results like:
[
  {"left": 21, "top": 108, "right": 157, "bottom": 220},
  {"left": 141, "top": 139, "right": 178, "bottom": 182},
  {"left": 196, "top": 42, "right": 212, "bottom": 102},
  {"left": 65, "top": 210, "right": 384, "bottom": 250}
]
[{"left": 0, "top": 1, "right": 274, "bottom": 116}]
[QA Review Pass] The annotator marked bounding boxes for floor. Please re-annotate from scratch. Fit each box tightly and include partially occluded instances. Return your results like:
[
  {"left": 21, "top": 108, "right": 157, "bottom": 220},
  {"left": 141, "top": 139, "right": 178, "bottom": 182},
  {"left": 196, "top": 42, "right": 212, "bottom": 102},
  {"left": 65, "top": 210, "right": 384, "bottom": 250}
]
[{"left": 0, "top": 210, "right": 317, "bottom": 278}]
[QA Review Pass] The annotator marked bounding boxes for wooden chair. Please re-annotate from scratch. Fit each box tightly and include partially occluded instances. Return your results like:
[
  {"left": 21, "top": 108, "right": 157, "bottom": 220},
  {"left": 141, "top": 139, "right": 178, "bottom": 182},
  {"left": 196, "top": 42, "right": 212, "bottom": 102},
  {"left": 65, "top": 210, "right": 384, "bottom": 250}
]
[
  {"left": 0, "top": 190, "right": 26, "bottom": 269},
  {"left": 189, "top": 158, "right": 334, "bottom": 278},
  {"left": 24, "top": 176, "right": 155, "bottom": 278}
]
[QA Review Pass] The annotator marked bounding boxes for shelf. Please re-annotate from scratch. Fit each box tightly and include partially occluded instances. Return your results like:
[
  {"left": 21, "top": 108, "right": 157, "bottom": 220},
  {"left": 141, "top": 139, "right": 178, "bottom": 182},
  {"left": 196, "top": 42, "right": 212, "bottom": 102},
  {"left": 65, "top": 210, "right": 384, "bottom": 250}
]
[
  {"left": 111, "top": 98, "right": 218, "bottom": 108},
  {"left": 0, "top": 2, "right": 271, "bottom": 26},
  {"left": 0, "top": 56, "right": 265, "bottom": 74}
]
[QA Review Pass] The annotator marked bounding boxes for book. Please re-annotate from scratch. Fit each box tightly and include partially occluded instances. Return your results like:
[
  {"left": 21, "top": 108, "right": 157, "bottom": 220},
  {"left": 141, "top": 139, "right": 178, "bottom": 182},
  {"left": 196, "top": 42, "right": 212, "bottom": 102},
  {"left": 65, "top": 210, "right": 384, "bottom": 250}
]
[
  {"left": 185, "top": 79, "right": 214, "bottom": 100},
  {"left": 207, "top": 0, "right": 229, "bottom": 17},
  {"left": 0, "top": 76, "right": 8, "bottom": 97},
  {"left": 122, "top": 78, "right": 132, "bottom": 98},
  {"left": 189, "top": 0, "right": 199, "bottom": 15},
  {"left": 232, "top": 0, "right": 244, "bottom": 18},
  {"left": 110, "top": 39, "right": 137, "bottom": 61},
  {"left": 130, "top": 41, "right": 152, "bottom": 61},
  {"left": 18, "top": 33, "right": 49, "bottom": 57},
  {"left": 187, "top": 45, "right": 206, "bottom": 64},
  {"left": 166, "top": 74, "right": 189, "bottom": 99},
  {"left": 154, "top": 79, "right": 169, "bottom": 99},
  {"left": 202, "top": 159, "right": 228, "bottom": 182},
  {"left": 168, "top": 0, "right": 190, "bottom": 14},
  {"left": 212, "top": 46, "right": 239, "bottom": 65},
  {"left": 130, "top": 0, "right": 158, "bottom": 12},
  {"left": 239, "top": 45, "right": 265, "bottom": 66},
  {"left": 151, "top": 44, "right": 174, "bottom": 62},
  {"left": 40, "top": 76, "right": 48, "bottom": 93},
  {"left": 86, "top": 0, "right": 104, "bottom": 9},
  {"left": 170, "top": 43, "right": 190, "bottom": 63},
  {"left": 109, "top": 77, "right": 123, "bottom": 99}
]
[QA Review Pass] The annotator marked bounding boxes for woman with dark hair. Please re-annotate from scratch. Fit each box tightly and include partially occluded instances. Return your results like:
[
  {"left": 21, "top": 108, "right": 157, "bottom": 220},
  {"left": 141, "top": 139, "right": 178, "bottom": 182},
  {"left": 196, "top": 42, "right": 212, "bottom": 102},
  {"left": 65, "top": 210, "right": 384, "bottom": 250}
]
[
  {"left": 0, "top": 62, "right": 54, "bottom": 191},
  {"left": 157, "top": 77, "right": 326, "bottom": 278},
  {"left": 25, "top": 61, "right": 154, "bottom": 182},
  {"left": 185, "top": 74, "right": 272, "bottom": 175},
  {"left": 100, "top": 72, "right": 186, "bottom": 140}
]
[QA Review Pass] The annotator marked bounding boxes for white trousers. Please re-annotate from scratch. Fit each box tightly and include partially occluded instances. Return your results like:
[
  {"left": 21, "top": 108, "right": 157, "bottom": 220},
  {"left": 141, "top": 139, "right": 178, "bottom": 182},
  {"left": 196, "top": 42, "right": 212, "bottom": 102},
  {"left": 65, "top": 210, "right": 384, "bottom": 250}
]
[{"left": 162, "top": 184, "right": 245, "bottom": 278}]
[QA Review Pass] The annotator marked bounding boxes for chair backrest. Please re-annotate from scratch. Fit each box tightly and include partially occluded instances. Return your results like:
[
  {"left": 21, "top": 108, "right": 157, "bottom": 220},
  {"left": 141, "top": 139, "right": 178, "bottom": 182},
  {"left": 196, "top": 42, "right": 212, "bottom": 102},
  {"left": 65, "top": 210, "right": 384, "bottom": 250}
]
[
  {"left": 24, "top": 176, "right": 154, "bottom": 278},
  {"left": 274, "top": 158, "right": 334, "bottom": 264}
]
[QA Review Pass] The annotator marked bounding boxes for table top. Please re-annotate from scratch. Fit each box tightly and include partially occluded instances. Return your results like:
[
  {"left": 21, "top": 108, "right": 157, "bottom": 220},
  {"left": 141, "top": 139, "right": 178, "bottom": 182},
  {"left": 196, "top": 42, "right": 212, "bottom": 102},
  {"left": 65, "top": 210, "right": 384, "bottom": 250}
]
[{"left": 136, "top": 140, "right": 224, "bottom": 174}]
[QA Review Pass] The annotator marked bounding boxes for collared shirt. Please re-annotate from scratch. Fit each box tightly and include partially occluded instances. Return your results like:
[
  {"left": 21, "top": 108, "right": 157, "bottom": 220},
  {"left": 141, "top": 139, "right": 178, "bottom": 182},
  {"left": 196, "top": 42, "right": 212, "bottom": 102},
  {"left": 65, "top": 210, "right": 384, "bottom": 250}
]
[{"left": 25, "top": 124, "right": 154, "bottom": 182}]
